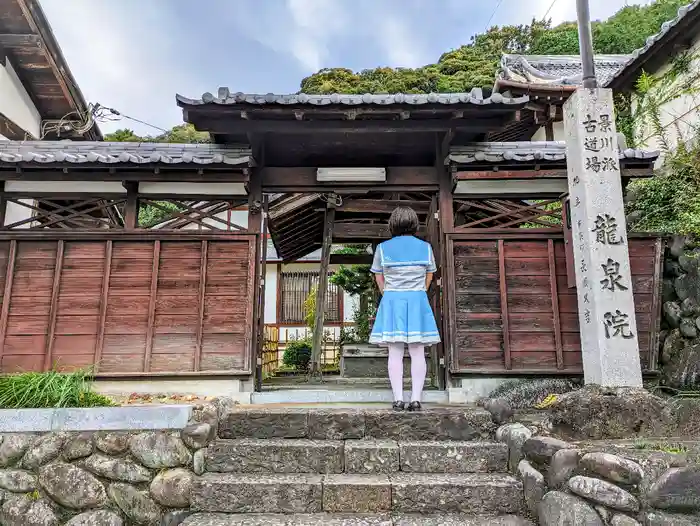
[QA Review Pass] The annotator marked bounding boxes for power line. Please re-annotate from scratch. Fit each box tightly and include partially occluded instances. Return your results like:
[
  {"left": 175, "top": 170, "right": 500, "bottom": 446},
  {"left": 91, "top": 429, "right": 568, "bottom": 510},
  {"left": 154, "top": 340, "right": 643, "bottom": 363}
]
[
  {"left": 484, "top": 0, "right": 504, "bottom": 31},
  {"left": 97, "top": 105, "right": 169, "bottom": 134},
  {"left": 542, "top": 0, "right": 558, "bottom": 20}
]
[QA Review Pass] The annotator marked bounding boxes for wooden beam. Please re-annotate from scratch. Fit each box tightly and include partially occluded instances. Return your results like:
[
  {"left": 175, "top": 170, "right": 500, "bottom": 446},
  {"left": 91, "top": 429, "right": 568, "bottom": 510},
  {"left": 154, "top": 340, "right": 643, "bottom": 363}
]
[
  {"left": 261, "top": 167, "right": 438, "bottom": 189},
  {"left": 194, "top": 240, "right": 207, "bottom": 372},
  {"left": 497, "top": 240, "right": 511, "bottom": 371},
  {"left": 123, "top": 181, "right": 138, "bottom": 229},
  {"left": 548, "top": 239, "right": 564, "bottom": 370},
  {"left": 0, "top": 34, "right": 40, "bottom": 48},
  {"left": 144, "top": 241, "right": 161, "bottom": 372},
  {"left": 335, "top": 199, "right": 430, "bottom": 214},
  {"left": 0, "top": 169, "right": 249, "bottom": 183},
  {"left": 94, "top": 240, "right": 112, "bottom": 373},
  {"left": 329, "top": 254, "right": 373, "bottom": 265},
  {"left": 0, "top": 240, "right": 17, "bottom": 364},
  {"left": 309, "top": 200, "right": 336, "bottom": 380},
  {"left": 456, "top": 169, "right": 567, "bottom": 180},
  {"left": 193, "top": 117, "right": 509, "bottom": 135},
  {"left": 43, "top": 240, "right": 64, "bottom": 370},
  {"left": 333, "top": 223, "right": 427, "bottom": 239}
]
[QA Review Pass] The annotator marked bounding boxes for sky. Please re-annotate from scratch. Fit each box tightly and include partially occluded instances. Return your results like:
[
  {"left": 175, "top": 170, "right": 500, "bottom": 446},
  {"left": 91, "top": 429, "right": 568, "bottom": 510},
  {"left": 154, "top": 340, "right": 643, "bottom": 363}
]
[{"left": 39, "top": 0, "right": 656, "bottom": 136}]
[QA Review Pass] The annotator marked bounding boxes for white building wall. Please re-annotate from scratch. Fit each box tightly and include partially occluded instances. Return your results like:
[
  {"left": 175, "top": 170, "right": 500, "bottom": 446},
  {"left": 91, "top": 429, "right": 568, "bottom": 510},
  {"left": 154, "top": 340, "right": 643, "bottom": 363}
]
[
  {"left": 0, "top": 58, "right": 41, "bottom": 138},
  {"left": 634, "top": 31, "right": 700, "bottom": 161},
  {"left": 530, "top": 121, "right": 565, "bottom": 141}
]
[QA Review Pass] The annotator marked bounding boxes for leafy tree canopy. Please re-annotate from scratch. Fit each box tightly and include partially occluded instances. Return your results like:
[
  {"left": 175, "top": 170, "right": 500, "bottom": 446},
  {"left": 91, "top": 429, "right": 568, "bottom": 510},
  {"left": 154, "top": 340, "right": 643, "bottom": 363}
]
[
  {"left": 300, "top": 0, "right": 687, "bottom": 94},
  {"left": 104, "top": 123, "right": 210, "bottom": 143}
]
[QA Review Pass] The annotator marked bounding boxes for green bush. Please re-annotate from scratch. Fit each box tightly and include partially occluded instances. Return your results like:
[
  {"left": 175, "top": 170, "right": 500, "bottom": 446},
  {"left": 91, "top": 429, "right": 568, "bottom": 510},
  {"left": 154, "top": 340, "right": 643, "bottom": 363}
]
[
  {"left": 283, "top": 339, "right": 312, "bottom": 371},
  {"left": 0, "top": 369, "right": 114, "bottom": 409}
]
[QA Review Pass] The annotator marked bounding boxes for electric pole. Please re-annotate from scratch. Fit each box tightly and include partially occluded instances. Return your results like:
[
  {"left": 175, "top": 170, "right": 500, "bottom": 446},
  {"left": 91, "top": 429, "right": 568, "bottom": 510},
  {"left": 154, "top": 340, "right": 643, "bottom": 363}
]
[{"left": 577, "top": 0, "right": 597, "bottom": 88}]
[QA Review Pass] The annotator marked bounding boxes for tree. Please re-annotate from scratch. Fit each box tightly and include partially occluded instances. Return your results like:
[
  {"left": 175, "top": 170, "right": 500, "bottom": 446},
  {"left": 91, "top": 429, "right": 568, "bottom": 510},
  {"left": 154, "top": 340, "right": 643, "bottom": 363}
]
[
  {"left": 104, "top": 123, "right": 209, "bottom": 144},
  {"left": 300, "top": 0, "right": 688, "bottom": 93}
]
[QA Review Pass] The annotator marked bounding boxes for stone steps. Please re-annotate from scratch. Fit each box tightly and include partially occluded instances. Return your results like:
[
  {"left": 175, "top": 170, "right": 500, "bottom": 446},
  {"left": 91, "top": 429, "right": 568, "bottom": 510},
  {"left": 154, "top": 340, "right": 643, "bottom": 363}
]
[
  {"left": 182, "top": 513, "right": 534, "bottom": 526},
  {"left": 204, "top": 438, "right": 508, "bottom": 474},
  {"left": 190, "top": 473, "right": 524, "bottom": 515},
  {"left": 218, "top": 407, "right": 494, "bottom": 441}
]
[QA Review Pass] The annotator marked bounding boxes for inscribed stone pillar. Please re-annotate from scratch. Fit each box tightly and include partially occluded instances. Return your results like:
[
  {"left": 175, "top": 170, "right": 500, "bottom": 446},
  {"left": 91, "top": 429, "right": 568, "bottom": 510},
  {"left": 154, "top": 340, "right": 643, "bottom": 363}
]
[{"left": 563, "top": 88, "right": 643, "bottom": 387}]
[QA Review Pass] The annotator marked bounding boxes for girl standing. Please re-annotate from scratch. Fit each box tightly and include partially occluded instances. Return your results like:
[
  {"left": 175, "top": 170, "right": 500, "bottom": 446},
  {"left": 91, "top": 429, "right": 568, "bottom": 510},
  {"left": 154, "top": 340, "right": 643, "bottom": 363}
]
[{"left": 370, "top": 206, "right": 441, "bottom": 411}]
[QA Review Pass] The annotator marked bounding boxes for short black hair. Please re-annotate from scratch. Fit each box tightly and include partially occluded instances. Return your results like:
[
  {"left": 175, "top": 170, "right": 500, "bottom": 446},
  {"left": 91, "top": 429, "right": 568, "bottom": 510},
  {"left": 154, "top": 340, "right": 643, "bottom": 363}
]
[{"left": 389, "top": 206, "right": 419, "bottom": 237}]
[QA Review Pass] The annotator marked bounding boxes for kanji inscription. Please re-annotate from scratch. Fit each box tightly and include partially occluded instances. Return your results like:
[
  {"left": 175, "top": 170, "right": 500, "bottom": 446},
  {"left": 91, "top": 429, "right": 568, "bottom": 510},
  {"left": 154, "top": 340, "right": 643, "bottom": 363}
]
[
  {"left": 600, "top": 258, "right": 629, "bottom": 292},
  {"left": 604, "top": 310, "right": 635, "bottom": 339},
  {"left": 564, "top": 87, "right": 642, "bottom": 386},
  {"left": 592, "top": 214, "right": 623, "bottom": 245}
]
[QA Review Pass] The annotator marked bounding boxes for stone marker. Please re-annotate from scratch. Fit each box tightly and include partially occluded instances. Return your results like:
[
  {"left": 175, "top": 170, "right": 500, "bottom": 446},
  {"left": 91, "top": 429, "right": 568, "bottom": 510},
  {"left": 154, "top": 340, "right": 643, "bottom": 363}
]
[{"left": 564, "top": 87, "right": 643, "bottom": 387}]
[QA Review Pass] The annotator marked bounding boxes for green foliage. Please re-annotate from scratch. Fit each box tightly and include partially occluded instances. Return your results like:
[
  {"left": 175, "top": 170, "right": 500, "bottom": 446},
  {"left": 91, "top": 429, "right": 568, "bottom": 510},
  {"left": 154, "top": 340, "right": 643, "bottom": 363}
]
[
  {"left": 304, "top": 287, "right": 317, "bottom": 331},
  {"left": 0, "top": 369, "right": 114, "bottom": 409},
  {"left": 104, "top": 123, "right": 210, "bottom": 144},
  {"left": 282, "top": 338, "right": 312, "bottom": 371},
  {"left": 627, "top": 137, "right": 700, "bottom": 236},
  {"left": 300, "top": 0, "right": 686, "bottom": 94}
]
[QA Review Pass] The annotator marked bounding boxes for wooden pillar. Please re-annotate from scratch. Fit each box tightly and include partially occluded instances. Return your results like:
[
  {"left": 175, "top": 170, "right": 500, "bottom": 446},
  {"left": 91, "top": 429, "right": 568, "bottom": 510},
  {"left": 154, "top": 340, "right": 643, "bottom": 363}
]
[
  {"left": 248, "top": 167, "right": 263, "bottom": 382},
  {"left": 308, "top": 198, "right": 336, "bottom": 381},
  {"left": 123, "top": 182, "right": 138, "bottom": 229},
  {"left": 437, "top": 134, "right": 455, "bottom": 387},
  {"left": 255, "top": 196, "right": 269, "bottom": 392}
]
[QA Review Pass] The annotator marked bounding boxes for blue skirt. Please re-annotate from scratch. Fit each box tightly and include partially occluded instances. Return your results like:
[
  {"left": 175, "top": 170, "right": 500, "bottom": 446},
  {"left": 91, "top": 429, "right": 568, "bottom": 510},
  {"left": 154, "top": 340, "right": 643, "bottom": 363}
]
[{"left": 370, "top": 290, "right": 441, "bottom": 345}]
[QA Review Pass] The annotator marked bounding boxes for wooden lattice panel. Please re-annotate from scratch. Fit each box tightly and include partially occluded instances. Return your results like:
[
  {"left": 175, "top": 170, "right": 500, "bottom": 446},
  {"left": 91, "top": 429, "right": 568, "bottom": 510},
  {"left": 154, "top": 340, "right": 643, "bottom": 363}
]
[
  {"left": 449, "top": 236, "right": 662, "bottom": 373},
  {"left": 454, "top": 199, "right": 563, "bottom": 230},
  {"left": 0, "top": 236, "right": 256, "bottom": 375}
]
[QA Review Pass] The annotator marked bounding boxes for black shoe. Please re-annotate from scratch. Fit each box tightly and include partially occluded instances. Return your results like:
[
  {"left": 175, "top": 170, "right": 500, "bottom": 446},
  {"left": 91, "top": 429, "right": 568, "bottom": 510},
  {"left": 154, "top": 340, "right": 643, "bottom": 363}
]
[
  {"left": 392, "top": 401, "right": 405, "bottom": 412},
  {"left": 408, "top": 401, "right": 422, "bottom": 412}
]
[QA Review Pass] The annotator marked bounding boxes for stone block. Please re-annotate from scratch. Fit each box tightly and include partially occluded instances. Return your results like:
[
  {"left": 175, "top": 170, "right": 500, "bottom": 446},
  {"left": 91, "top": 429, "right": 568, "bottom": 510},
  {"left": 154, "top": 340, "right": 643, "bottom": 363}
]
[
  {"left": 580, "top": 452, "right": 644, "bottom": 485},
  {"left": 518, "top": 459, "right": 545, "bottom": 517},
  {"left": 191, "top": 473, "right": 323, "bottom": 513},
  {"left": 205, "top": 439, "right": 344, "bottom": 474},
  {"left": 38, "top": 463, "right": 107, "bottom": 510},
  {"left": 150, "top": 468, "right": 193, "bottom": 508},
  {"left": 308, "top": 410, "right": 365, "bottom": 440},
  {"left": 390, "top": 473, "right": 523, "bottom": 515},
  {"left": 64, "top": 511, "right": 123, "bottom": 526},
  {"left": 500, "top": 423, "right": 532, "bottom": 473},
  {"left": 364, "top": 408, "right": 493, "bottom": 441},
  {"left": 568, "top": 475, "right": 639, "bottom": 513},
  {"left": 340, "top": 345, "right": 432, "bottom": 379},
  {"left": 129, "top": 431, "right": 191, "bottom": 469},
  {"left": 108, "top": 483, "right": 161, "bottom": 525},
  {"left": 522, "top": 436, "right": 572, "bottom": 466},
  {"left": 82, "top": 454, "right": 152, "bottom": 483},
  {"left": 399, "top": 441, "right": 507, "bottom": 473},
  {"left": 548, "top": 448, "right": 581, "bottom": 490},
  {"left": 393, "top": 516, "right": 534, "bottom": 526},
  {"left": 646, "top": 466, "right": 700, "bottom": 512},
  {"left": 322, "top": 474, "right": 391, "bottom": 513},
  {"left": 345, "top": 440, "right": 399, "bottom": 474},
  {"left": 218, "top": 409, "right": 309, "bottom": 439},
  {"left": 182, "top": 514, "right": 394, "bottom": 526},
  {"left": 538, "top": 491, "right": 603, "bottom": 526}
]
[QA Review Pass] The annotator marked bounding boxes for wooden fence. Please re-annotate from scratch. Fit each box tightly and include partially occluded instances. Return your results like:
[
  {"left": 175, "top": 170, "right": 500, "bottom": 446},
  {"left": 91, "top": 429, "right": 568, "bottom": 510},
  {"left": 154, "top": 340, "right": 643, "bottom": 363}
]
[
  {"left": 0, "top": 233, "right": 257, "bottom": 375},
  {"left": 446, "top": 234, "right": 663, "bottom": 373}
]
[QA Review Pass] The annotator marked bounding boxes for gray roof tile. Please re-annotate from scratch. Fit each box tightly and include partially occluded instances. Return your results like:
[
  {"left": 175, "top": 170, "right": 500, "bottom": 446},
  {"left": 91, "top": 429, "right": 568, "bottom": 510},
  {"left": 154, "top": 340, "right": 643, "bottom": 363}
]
[
  {"left": 605, "top": 0, "right": 700, "bottom": 87},
  {"left": 0, "top": 141, "right": 252, "bottom": 166},
  {"left": 176, "top": 88, "right": 529, "bottom": 107},
  {"left": 447, "top": 141, "right": 659, "bottom": 164},
  {"left": 498, "top": 54, "right": 631, "bottom": 87}
]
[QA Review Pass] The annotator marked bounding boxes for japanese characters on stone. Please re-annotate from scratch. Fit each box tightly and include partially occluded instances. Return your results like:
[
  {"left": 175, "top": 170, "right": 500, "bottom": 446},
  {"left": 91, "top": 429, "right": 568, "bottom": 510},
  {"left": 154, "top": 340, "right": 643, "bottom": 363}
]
[{"left": 580, "top": 112, "right": 635, "bottom": 340}]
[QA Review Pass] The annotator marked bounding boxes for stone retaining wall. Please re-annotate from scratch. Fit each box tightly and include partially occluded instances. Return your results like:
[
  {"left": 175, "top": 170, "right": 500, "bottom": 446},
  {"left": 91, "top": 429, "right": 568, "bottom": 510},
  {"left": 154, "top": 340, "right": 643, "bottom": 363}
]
[
  {"left": 497, "top": 422, "right": 700, "bottom": 525},
  {"left": 0, "top": 400, "right": 229, "bottom": 526}
]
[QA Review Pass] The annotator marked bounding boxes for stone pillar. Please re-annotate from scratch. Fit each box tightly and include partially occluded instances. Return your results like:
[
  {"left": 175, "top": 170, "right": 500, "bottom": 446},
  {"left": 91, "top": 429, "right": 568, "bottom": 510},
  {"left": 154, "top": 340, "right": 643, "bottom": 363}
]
[{"left": 564, "top": 88, "right": 643, "bottom": 387}]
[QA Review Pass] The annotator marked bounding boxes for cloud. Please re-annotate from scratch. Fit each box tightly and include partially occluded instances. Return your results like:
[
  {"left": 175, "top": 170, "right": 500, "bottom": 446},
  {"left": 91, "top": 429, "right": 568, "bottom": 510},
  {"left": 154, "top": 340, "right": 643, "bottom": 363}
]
[{"left": 39, "top": 0, "right": 188, "bottom": 134}]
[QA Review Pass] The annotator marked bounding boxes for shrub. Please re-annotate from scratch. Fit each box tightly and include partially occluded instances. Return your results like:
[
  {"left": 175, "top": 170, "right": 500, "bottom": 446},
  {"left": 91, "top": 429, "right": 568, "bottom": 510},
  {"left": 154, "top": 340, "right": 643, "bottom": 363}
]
[
  {"left": 283, "top": 338, "right": 312, "bottom": 371},
  {"left": 0, "top": 369, "right": 114, "bottom": 409}
]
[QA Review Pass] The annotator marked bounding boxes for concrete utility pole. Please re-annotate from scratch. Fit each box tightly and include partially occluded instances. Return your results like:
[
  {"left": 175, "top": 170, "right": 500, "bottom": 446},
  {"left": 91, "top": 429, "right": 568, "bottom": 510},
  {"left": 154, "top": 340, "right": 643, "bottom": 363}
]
[{"left": 577, "top": 0, "right": 597, "bottom": 89}]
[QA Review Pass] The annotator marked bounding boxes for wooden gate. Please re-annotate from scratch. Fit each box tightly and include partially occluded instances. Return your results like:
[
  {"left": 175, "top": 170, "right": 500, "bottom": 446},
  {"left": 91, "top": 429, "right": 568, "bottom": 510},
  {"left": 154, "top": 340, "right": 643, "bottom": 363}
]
[
  {"left": 445, "top": 233, "right": 663, "bottom": 374},
  {"left": 0, "top": 233, "right": 257, "bottom": 375}
]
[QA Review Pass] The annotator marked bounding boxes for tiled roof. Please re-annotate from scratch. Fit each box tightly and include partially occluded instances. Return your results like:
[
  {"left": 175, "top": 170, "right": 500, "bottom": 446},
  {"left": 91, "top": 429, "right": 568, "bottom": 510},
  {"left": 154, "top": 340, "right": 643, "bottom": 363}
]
[
  {"left": 606, "top": 1, "right": 700, "bottom": 88},
  {"left": 0, "top": 141, "right": 252, "bottom": 166},
  {"left": 176, "top": 87, "right": 529, "bottom": 107},
  {"left": 498, "top": 54, "right": 631, "bottom": 88},
  {"left": 447, "top": 141, "right": 659, "bottom": 164}
]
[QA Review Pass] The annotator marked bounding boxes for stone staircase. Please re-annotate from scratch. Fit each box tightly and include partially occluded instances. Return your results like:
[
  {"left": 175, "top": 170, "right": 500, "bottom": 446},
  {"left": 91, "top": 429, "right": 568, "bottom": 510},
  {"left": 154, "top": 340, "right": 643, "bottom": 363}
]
[{"left": 182, "top": 406, "right": 533, "bottom": 525}]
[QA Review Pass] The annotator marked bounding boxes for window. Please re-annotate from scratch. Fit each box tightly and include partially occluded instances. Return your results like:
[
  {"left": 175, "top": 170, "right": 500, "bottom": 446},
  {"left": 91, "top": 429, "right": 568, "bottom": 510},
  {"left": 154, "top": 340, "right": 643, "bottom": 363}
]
[{"left": 279, "top": 271, "right": 342, "bottom": 324}]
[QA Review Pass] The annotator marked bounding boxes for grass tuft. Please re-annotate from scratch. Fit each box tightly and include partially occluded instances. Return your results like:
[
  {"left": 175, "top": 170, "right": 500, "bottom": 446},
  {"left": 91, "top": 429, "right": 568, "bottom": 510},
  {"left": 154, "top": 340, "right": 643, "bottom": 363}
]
[{"left": 0, "top": 369, "right": 115, "bottom": 409}]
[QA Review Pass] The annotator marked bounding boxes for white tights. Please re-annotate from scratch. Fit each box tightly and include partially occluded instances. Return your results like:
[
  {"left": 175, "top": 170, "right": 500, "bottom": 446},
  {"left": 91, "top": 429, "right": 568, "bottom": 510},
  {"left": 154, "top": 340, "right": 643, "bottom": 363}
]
[{"left": 387, "top": 343, "right": 427, "bottom": 403}]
